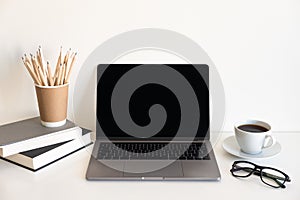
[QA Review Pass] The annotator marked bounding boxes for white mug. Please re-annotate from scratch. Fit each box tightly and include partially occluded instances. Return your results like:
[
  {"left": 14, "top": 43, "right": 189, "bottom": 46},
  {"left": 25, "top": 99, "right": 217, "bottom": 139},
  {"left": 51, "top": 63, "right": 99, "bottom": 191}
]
[{"left": 234, "top": 120, "right": 276, "bottom": 154}]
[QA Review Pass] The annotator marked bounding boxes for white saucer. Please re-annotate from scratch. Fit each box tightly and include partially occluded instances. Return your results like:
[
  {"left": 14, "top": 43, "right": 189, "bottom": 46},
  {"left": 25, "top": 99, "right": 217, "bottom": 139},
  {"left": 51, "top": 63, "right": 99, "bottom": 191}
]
[{"left": 222, "top": 136, "right": 281, "bottom": 159}]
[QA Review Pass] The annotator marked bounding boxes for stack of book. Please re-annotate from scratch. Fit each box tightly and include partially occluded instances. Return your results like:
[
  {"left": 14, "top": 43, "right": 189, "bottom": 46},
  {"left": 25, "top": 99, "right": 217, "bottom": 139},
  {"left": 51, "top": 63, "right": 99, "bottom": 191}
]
[{"left": 0, "top": 117, "right": 92, "bottom": 171}]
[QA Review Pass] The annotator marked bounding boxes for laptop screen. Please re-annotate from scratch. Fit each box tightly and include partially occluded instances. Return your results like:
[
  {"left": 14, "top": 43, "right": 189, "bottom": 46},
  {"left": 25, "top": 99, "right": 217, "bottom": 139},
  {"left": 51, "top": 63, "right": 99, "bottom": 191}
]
[{"left": 96, "top": 64, "right": 209, "bottom": 140}]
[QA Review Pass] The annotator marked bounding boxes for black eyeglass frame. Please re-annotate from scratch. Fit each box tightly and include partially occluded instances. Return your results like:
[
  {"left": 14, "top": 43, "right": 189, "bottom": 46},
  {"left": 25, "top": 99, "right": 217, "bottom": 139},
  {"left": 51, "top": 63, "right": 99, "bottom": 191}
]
[{"left": 230, "top": 160, "right": 291, "bottom": 188}]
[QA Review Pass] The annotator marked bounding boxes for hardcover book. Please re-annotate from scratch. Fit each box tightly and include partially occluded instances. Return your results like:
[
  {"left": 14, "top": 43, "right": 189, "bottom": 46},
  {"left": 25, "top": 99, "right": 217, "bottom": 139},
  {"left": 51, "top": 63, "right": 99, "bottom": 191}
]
[
  {"left": 1, "top": 128, "right": 92, "bottom": 171},
  {"left": 0, "top": 117, "right": 82, "bottom": 157}
]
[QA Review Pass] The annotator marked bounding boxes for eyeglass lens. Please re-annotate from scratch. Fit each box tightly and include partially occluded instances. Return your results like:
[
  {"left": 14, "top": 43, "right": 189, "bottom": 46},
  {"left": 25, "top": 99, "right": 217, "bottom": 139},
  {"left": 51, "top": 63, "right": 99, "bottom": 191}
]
[
  {"left": 231, "top": 162, "right": 255, "bottom": 177},
  {"left": 261, "top": 168, "right": 286, "bottom": 187}
]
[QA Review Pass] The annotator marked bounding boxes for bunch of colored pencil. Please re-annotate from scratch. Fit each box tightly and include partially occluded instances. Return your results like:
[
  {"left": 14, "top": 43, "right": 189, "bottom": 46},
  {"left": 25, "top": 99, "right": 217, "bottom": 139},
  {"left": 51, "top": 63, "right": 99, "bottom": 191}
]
[{"left": 21, "top": 46, "right": 77, "bottom": 86}]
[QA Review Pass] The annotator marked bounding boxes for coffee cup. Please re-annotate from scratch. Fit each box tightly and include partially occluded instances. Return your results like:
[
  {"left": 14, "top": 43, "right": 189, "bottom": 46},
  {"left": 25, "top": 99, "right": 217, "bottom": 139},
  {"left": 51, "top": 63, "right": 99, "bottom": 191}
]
[{"left": 234, "top": 120, "right": 276, "bottom": 154}]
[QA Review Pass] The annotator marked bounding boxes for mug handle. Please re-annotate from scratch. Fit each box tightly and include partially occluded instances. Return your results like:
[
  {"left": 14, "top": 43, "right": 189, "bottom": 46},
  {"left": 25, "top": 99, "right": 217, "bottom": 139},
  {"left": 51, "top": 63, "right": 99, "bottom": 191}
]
[{"left": 263, "top": 135, "right": 276, "bottom": 149}]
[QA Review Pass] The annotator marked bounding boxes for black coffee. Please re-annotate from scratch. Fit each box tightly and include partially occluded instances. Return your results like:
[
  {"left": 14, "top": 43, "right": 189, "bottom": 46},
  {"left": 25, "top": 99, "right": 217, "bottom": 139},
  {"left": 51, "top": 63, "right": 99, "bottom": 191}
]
[{"left": 238, "top": 124, "right": 269, "bottom": 133}]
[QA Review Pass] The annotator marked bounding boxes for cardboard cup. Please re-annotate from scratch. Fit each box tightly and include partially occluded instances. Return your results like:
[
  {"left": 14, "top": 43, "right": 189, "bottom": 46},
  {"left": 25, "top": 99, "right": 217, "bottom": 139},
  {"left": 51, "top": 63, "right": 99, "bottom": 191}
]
[{"left": 35, "top": 84, "right": 69, "bottom": 127}]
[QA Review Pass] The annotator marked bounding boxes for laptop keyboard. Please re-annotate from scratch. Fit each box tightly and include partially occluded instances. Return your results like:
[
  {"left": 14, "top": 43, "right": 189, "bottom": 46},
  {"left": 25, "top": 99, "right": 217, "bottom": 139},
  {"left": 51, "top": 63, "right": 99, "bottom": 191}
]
[{"left": 97, "top": 142, "right": 210, "bottom": 160}]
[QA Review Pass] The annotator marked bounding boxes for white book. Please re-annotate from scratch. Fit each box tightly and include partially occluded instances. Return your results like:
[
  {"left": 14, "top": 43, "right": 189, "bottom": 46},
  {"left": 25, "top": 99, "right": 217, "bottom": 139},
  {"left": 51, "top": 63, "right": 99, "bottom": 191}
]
[
  {"left": 0, "top": 117, "right": 82, "bottom": 157},
  {"left": 2, "top": 128, "right": 92, "bottom": 171}
]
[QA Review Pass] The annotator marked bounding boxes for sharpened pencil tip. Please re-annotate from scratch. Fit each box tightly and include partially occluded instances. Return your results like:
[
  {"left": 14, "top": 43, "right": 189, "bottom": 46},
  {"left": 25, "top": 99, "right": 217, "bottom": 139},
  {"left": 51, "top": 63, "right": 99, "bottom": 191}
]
[{"left": 47, "top": 61, "right": 49, "bottom": 64}]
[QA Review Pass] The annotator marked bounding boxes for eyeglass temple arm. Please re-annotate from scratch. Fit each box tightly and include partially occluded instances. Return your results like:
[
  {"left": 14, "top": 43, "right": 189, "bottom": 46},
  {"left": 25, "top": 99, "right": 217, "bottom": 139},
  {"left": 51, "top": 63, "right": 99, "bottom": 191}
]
[
  {"left": 274, "top": 179, "right": 286, "bottom": 188},
  {"left": 238, "top": 168, "right": 287, "bottom": 188},
  {"left": 256, "top": 170, "right": 290, "bottom": 182},
  {"left": 237, "top": 167, "right": 290, "bottom": 182}
]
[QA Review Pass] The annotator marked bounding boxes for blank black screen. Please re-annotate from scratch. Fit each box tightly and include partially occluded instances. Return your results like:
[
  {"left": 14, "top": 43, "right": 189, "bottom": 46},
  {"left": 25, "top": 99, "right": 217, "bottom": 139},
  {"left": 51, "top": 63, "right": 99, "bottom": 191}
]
[{"left": 96, "top": 64, "right": 209, "bottom": 140}]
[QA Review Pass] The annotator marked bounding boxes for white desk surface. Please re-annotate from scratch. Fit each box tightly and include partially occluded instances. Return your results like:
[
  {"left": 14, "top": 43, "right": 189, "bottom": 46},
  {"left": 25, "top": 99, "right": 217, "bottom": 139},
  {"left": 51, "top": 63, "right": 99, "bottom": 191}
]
[{"left": 0, "top": 132, "right": 299, "bottom": 200}]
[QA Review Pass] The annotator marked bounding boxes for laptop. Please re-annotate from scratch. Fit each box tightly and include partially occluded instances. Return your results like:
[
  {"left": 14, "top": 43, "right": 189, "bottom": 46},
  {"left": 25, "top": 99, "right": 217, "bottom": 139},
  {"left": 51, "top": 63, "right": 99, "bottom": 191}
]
[{"left": 86, "top": 64, "right": 221, "bottom": 180}]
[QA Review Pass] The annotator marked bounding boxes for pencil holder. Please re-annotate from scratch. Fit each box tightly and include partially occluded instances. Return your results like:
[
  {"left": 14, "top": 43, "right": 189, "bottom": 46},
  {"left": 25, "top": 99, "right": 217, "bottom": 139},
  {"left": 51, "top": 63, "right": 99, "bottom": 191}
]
[{"left": 35, "top": 84, "right": 69, "bottom": 127}]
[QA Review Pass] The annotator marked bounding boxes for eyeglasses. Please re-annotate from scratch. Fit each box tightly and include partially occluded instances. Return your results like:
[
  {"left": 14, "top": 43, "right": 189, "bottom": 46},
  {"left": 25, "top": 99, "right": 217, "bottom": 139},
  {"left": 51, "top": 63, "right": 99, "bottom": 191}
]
[{"left": 230, "top": 161, "right": 291, "bottom": 188}]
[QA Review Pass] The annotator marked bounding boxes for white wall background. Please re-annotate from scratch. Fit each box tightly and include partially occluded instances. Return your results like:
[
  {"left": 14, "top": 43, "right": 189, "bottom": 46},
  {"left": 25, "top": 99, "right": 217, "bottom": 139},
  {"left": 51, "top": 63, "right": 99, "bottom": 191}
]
[{"left": 0, "top": 0, "right": 300, "bottom": 132}]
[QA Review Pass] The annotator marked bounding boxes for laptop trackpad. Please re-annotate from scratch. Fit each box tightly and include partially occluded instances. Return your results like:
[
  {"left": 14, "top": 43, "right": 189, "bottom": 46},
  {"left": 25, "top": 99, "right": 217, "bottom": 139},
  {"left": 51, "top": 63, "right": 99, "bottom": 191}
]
[{"left": 123, "top": 161, "right": 183, "bottom": 178}]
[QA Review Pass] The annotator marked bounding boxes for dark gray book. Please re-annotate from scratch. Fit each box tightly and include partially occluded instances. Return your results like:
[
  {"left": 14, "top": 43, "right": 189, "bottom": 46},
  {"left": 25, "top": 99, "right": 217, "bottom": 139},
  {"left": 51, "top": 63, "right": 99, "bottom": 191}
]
[
  {"left": 1, "top": 128, "right": 92, "bottom": 171},
  {"left": 0, "top": 117, "right": 81, "bottom": 157}
]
